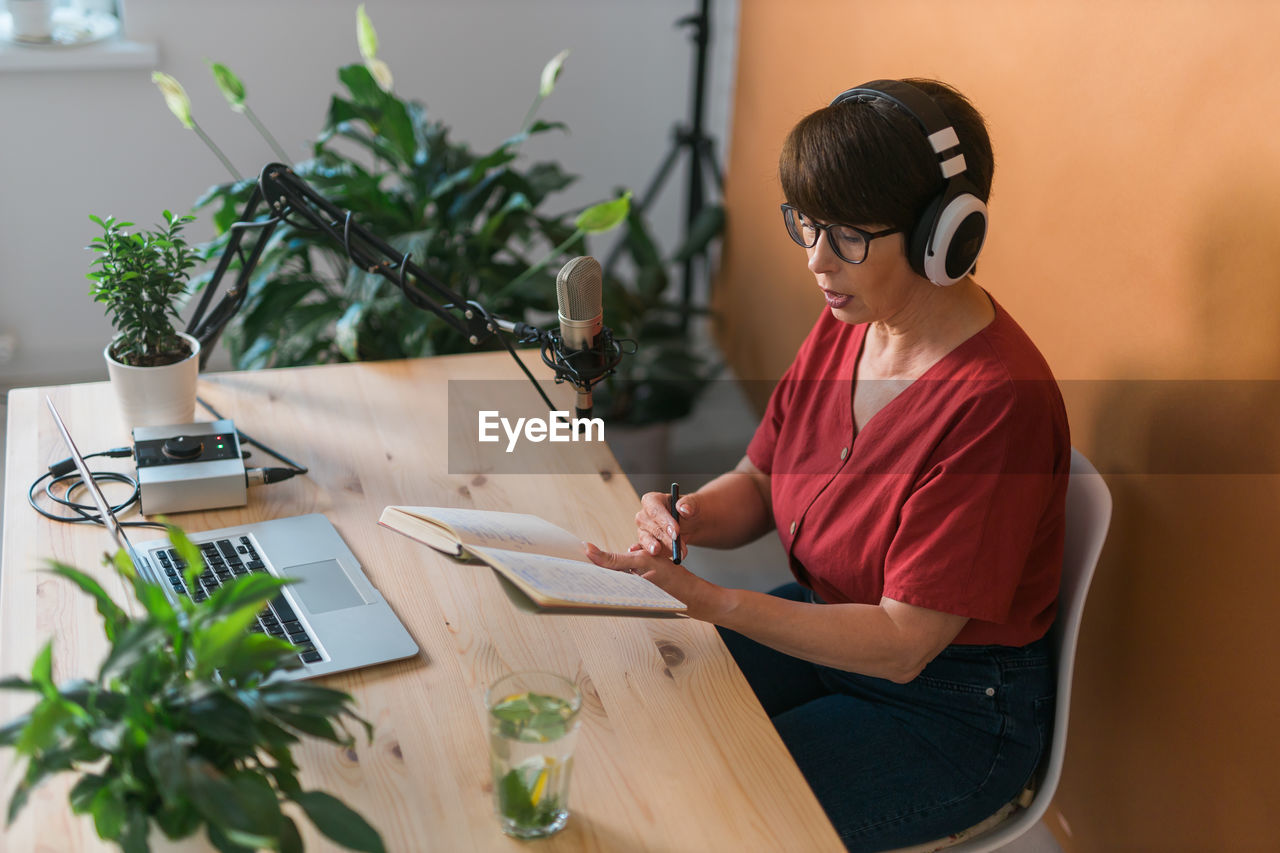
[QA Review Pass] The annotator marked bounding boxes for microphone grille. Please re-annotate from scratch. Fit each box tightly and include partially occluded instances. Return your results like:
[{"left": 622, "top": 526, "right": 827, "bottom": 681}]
[{"left": 556, "top": 256, "right": 603, "bottom": 321}]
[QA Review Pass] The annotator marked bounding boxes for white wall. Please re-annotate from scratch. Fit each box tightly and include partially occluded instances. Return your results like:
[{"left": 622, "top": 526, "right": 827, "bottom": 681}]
[{"left": 0, "top": 0, "right": 737, "bottom": 386}]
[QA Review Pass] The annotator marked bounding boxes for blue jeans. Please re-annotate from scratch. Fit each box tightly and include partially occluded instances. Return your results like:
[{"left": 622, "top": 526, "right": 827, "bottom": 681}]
[{"left": 718, "top": 583, "right": 1054, "bottom": 852}]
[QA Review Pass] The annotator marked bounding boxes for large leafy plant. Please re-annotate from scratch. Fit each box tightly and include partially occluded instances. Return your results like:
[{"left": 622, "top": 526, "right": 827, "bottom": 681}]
[
  {"left": 88, "top": 211, "right": 199, "bottom": 367},
  {"left": 163, "top": 7, "right": 719, "bottom": 424},
  {"left": 189, "top": 29, "right": 590, "bottom": 368},
  {"left": 0, "top": 529, "right": 383, "bottom": 853}
]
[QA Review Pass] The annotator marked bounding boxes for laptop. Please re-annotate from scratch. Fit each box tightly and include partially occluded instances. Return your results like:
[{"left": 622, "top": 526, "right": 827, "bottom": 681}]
[{"left": 46, "top": 397, "right": 419, "bottom": 679}]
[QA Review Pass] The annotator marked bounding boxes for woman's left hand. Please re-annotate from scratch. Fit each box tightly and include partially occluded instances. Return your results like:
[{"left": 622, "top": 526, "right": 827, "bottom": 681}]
[{"left": 583, "top": 542, "right": 729, "bottom": 623}]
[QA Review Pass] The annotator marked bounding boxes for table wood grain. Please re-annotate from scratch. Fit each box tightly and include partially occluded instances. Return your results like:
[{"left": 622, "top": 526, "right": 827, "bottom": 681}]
[{"left": 1, "top": 353, "right": 842, "bottom": 852}]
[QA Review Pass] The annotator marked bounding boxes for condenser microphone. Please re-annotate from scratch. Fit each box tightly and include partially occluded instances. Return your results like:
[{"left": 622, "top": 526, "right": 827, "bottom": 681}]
[{"left": 555, "top": 256, "right": 604, "bottom": 416}]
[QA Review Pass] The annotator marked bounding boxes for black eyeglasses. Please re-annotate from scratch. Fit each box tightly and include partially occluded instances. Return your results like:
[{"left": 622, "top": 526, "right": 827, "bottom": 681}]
[{"left": 781, "top": 204, "right": 901, "bottom": 265}]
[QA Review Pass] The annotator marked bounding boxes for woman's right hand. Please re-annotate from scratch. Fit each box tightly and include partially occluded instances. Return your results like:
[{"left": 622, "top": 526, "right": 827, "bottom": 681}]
[{"left": 634, "top": 489, "right": 700, "bottom": 561}]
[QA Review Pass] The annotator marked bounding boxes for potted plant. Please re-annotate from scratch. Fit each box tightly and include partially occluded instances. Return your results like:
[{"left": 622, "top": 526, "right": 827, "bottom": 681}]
[
  {"left": 0, "top": 527, "right": 384, "bottom": 853},
  {"left": 88, "top": 211, "right": 202, "bottom": 428}
]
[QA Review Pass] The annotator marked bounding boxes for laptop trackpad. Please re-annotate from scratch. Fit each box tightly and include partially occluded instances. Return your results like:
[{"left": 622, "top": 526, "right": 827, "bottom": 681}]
[{"left": 281, "top": 560, "right": 366, "bottom": 613}]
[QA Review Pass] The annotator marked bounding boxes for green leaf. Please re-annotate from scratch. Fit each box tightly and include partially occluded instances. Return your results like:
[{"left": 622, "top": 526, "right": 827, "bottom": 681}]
[
  {"left": 338, "top": 64, "right": 384, "bottom": 110},
  {"left": 671, "top": 203, "right": 726, "bottom": 262},
  {"left": 194, "top": 612, "right": 279, "bottom": 679},
  {"left": 479, "top": 192, "right": 532, "bottom": 242},
  {"left": 168, "top": 526, "right": 206, "bottom": 595},
  {"left": 209, "top": 61, "right": 247, "bottom": 113},
  {"left": 263, "top": 744, "right": 302, "bottom": 795},
  {"left": 69, "top": 775, "right": 110, "bottom": 815},
  {"left": 238, "top": 278, "right": 328, "bottom": 347},
  {"left": 129, "top": 562, "right": 176, "bottom": 625},
  {"left": 219, "top": 631, "right": 300, "bottom": 682},
  {"left": 522, "top": 160, "right": 576, "bottom": 201},
  {"left": 356, "top": 4, "right": 378, "bottom": 61},
  {"left": 269, "top": 709, "right": 340, "bottom": 742},
  {"left": 202, "top": 572, "right": 290, "bottom": 618},
  {"left": 447, "top": 166, "right": 510, "bottom": 221},
  {"left": 119, "top": 808, "right": 150, "bottom": 853},
  {"left": 527, "top": 118, "right": 568, "bottom": 137},
  {"left": 154, "top": 799, "right": 202, "bottom": 842},
  {"left": 261, "top": 682, "right": 356, "bottom": 719},
  {"left": 206, "top": 821, "right": 261, "bottom": 853},
  {"left": 98, "top": 621, "right": 165, "bottom": 682},
  {"left": 575, "top": 192, "right": 632, "bottom": 234},
  {"left": 90, "top": 782, "right": 127, "bottom": 840},
  {"left": 30, "top": 640, "right": 54, "bottom": 696},
  {"left": 619, "top": 207, "right": 664, "bottom": 271},
  {"left": 185, "top": 689, "right": 264, "bottom": 747},
  {"left": 193, "top": 177, "right": 254, "bottom": 211},
  {"left": 279, "top": 816, "right": 304, "bottom": 853},
  {"left": 293, "top": 790, "right": 385, "bottom": 853},
  {"left": 335, "top": 302, "right": 365, "bottom": 361},
  {"left": 227, "top": 771, "right": 284, "bottom": 840},
  {"left": 145, "top": 730, "right": 197, "bottom": 806},
  {"left": 378, "top": 96, "right": 416, "bottom": 162},
  {"left": 187, "top": 761, "right": 258, "bottom": 840},
  {"left": 7, "top": 775, "right": 38, "bottom": 826},
  {"left": 7, "top": 768, "right": 37, "bottom": 826},
  {"left": 325, "top": 95, "right": 370, "bottom": 133},
  {"left": 499, "top": 766, "right": 532, "bottom": 823}
]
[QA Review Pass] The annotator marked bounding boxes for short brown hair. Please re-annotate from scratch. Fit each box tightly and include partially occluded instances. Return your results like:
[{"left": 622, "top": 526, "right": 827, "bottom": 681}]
[{"left": 779, "top": 79, "right": 994, "bottom": 234}]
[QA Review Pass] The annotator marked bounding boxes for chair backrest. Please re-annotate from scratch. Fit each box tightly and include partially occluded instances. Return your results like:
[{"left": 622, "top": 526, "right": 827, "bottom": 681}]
[{"left": 945, "top": 448, "right": 1113, "bottom": 852}]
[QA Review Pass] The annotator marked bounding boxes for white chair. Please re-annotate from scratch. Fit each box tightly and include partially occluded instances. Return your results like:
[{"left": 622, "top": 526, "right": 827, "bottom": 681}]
[{"left": 894, "top": 448, "right": 1113, "bottom": 853}]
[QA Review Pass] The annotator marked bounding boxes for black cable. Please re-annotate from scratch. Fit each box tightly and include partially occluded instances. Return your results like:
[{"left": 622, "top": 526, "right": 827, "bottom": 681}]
[
  {"left": 493, "top": 326, "right": 559, "bottom": 412},
  {"left": 27, "top": 449, "right": 167, "bottom": 530}
]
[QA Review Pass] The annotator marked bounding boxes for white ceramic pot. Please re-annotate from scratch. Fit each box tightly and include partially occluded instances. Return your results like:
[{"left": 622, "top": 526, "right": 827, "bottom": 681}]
[
  {"left": 7, "top": 0, "right": 55, "bottom": 42},
  {"left": 104, "top": 332, "right": 201, "bottom": 429}
]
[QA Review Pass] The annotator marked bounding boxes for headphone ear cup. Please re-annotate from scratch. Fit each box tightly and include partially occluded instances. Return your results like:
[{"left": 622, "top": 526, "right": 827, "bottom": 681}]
[
  {"left": 908, "top": 193, "right": 945, "bottom": 279},
  {"left": 922, "top": 192, "right": 988, "bottom": 286}
]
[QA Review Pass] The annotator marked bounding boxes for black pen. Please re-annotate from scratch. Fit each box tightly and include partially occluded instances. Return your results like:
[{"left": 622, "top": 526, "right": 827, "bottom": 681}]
[{"left": 669, "top": 482, "right": 682, "bottom": 565}]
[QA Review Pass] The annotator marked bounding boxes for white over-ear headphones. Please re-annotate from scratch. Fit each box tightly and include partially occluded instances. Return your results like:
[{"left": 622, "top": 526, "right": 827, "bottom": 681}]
[{"left": 829, "top": 79, "right": 988, "bottom": 286}]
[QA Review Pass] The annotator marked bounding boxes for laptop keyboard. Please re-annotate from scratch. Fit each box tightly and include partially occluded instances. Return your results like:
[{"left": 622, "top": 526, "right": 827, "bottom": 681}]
[{"left": 154, "top": 536, "right": 323, "bottom": 665}]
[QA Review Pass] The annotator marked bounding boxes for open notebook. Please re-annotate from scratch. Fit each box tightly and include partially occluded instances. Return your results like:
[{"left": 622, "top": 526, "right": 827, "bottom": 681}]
[{"left": 379, "top": 506, "right": 686, "bottom": 613}]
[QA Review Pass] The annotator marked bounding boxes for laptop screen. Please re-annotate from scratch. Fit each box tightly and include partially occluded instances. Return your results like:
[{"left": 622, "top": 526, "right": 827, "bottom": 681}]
[{"left": 45, "top": 397, "right": 147, "bottom": 570}]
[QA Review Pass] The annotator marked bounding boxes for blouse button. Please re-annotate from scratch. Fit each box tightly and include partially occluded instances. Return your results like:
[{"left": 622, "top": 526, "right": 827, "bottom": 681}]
[
  {"left": 985, "top": 687, "right": 996, "bottom": 697},
  {"left": 789, "top": 521, "right": 797, "bottom": 535},
  {"left": 839, "top": 446, "right": 849, "bottom": 460}
]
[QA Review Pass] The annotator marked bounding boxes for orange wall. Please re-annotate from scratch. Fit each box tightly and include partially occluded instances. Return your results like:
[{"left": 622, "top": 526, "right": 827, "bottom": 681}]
[{"left": 719, "top": 1, "right": 1280, "bottom": 849}]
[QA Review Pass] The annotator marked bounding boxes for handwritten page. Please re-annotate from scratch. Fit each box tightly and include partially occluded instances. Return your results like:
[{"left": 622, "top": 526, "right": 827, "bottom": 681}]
[{"left": 470, "top": 547, "right": 686, "bottom": 611}]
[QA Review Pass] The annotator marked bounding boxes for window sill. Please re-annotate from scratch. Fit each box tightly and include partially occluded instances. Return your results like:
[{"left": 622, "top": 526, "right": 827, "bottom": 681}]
[{"left": 0, "top": 38, "right": 157, "bottom": 72}]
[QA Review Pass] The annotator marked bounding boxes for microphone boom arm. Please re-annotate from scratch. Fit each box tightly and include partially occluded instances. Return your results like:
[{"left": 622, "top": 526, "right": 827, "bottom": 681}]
[
  {"left": 187, "top": 162, "right": 624, "bottom": 417},
  {"left": 188, "top": 163, "right": 523, "bottom": 368}
]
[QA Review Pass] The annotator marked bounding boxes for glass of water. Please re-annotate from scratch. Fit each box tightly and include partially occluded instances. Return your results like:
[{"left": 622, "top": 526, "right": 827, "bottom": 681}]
[{"left": 486, "top": 671, "right": 583, "bottom": 839}]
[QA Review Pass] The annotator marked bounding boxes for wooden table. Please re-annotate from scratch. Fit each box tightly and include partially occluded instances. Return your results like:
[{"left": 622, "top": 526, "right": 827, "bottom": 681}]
[{"left": 1, "top": 352, "right": 842, "bottom": 852}]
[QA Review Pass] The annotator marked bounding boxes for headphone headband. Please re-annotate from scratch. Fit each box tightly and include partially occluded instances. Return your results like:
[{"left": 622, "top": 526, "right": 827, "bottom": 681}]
[
  {"left": 830, "top": 79, "right": 969, "bottom": 183},
  {"left": 826, "top": 79, "right": 989, "bottom": 286}
]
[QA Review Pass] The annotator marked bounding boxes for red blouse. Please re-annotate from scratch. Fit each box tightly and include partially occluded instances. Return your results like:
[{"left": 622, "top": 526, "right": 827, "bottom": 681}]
[{"left": 747, "top": 298, "right": 1070, "bottom": 647}]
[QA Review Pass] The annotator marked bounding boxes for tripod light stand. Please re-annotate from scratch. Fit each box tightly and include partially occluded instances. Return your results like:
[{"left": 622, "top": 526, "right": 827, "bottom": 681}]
[{"left": 603, "top": 0, "right": 724, "bottom": 333}]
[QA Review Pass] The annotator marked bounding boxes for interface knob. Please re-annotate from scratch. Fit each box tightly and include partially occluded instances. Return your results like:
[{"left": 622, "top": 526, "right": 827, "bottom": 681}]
[{"left": 161, "top": 435, "right": 204, "bottom": 460}]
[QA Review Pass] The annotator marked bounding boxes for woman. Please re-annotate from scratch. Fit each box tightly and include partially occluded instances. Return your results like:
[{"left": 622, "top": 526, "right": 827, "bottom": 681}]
[{"left": 585, "top": 78, "right": 1070, "bottom": 851}]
